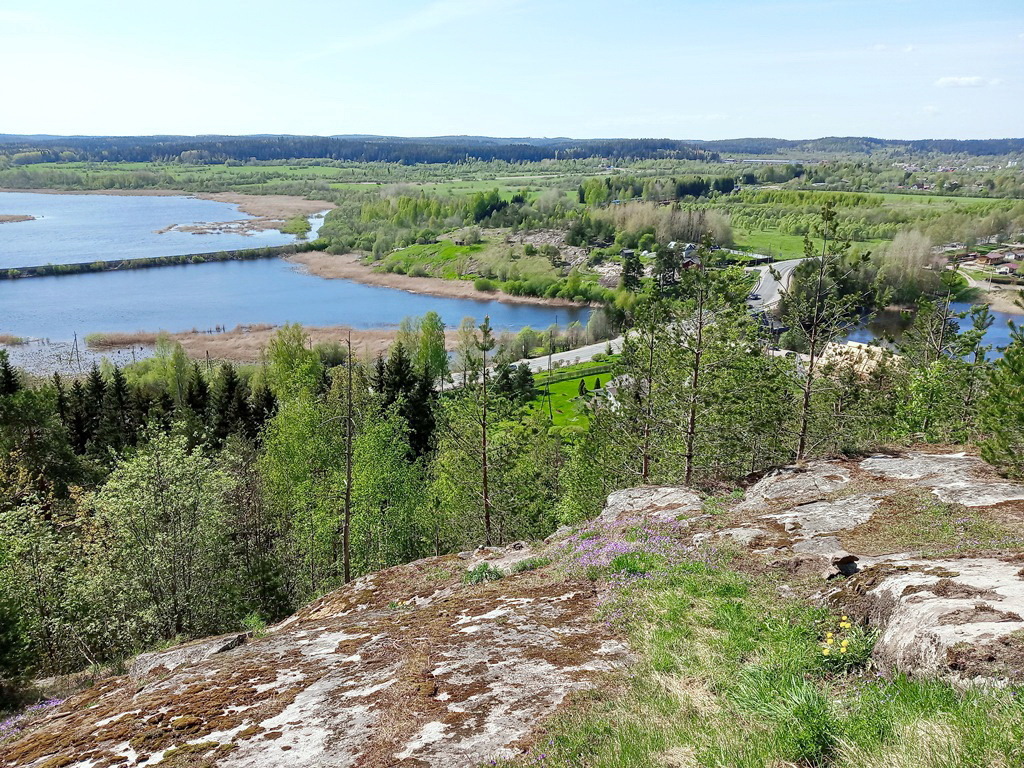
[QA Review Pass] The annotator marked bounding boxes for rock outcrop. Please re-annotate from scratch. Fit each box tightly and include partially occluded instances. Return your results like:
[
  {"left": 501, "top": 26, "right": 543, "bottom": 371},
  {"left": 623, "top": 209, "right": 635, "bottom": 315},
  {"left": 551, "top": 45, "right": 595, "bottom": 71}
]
[
  {"left": 2, "top": 554, "right": 627, "bottom": 768},
  {"left": 712, "top": 451, "right": 1024, "bottom": 685},
  {"left": 6, "top": 450, "right": 1024, "bottom": 766}
]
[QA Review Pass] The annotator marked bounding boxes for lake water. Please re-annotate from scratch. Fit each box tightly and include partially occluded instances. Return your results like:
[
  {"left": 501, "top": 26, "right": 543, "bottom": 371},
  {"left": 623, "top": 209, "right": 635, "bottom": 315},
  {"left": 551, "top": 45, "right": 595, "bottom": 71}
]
[
  {"left": 0, "top": 258, "right": 588, "bottom": 341},
  {"left": 847, "top": 303, "right": 1018, "bottom": 354},
  {"left": 0, "top": 191, "right": 310, "bottom": 268}
]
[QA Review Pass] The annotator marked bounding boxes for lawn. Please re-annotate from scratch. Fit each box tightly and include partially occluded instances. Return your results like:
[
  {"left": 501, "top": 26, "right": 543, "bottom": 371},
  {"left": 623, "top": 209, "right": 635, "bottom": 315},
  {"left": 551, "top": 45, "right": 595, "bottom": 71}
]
[
  {"left": 529, "top": 360, "right": 614, "bottom": 428},
  {"left": 734, "top": 227, "right": 885, "bottom": 261}
]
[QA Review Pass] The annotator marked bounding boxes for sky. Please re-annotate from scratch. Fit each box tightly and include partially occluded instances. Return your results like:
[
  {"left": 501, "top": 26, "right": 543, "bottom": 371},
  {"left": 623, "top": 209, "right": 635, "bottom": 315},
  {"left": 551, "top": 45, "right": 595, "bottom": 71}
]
[{"left": 0, "top": 0, "right": 1021, "bottom": 140}]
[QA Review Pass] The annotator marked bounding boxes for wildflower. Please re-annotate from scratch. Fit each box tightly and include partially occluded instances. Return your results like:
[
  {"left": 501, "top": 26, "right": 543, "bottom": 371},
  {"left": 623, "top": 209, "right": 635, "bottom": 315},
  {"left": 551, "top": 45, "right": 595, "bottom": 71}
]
[
  {"left": 840, "top": 621, "right": 851, "bottom": 628},
  {"left": 826, "top": 638, "right": 834, "bottom": 645},
  {"left": 826, "top": 632, "right": 834, "bottom": 638},
  {"left": 822, "top": 648, "right": 831, "bottom": 656},
  {"left": 840, "top": 648, "right": 848, "bottom": 654},
  {"left": 841, "top": 639, "right": 849, "bottom": 647}
]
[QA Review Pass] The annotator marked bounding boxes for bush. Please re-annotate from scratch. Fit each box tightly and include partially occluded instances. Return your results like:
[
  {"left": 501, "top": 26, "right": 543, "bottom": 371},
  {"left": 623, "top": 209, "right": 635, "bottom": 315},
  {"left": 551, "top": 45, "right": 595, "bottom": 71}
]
[
  {"left": 463, "top": 563, "right": 504, "bottom": 584},
  {"left": 474, "top": 277, "right": 498, "bottom": 292},
  {"left": 510, "top": 556, "right": 552, "bottom": 574}
]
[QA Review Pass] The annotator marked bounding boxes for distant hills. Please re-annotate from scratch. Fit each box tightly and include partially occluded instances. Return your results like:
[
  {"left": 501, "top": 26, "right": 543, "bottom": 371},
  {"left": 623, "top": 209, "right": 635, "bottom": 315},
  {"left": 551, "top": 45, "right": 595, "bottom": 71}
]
[
  {"left": 694, "top": 136, "right": 1024, "bottom": 157},
  {"left": 0, "top": 134, "right": 1021, "bottom": 163}
]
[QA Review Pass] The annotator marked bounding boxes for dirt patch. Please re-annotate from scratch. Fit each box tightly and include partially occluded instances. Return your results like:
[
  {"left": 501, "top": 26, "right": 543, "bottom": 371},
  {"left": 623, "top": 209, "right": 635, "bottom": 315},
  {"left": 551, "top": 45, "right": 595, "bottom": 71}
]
[
  {"left": 902, "top": 578, "right": 998, "bottom": 601},
  {"left": 288, "top": 252, "right": 589, "bottom": 308},
  {"left": 938, "top": 603, "right": 1023, "bottom": 625},
  {"left": 945, "top": 632, "right": 1024, "bottom": 680}
]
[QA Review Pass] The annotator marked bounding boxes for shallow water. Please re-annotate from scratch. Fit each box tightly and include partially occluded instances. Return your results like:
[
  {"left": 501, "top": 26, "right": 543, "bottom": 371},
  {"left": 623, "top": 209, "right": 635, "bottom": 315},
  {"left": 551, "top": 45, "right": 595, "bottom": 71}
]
[{"left": 0, "top": 192, "right": 305, "bottom": 268}]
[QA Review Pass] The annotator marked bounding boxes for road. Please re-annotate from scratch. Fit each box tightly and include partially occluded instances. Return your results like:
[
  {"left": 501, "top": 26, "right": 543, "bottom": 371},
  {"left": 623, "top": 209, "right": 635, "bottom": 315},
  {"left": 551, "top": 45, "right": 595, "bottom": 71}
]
[
  {"left": 510, "top": 336, "right": 623, "bottom": 373},
  {"left": 747, "top": 258, "right": 804, "bottom": 311}
]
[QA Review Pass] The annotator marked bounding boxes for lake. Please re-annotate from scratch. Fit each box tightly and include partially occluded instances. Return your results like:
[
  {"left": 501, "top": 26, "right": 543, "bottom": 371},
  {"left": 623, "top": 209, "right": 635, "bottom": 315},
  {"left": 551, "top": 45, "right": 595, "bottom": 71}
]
[
  {"left": 0, "top": 257, "right": 588, "bottom": 342},
  {"left": 848, "top": 303, "right": 1019, "bottom": 354},
  {"left": 0, "top": 191, "right": 315, "bottom": 268}
]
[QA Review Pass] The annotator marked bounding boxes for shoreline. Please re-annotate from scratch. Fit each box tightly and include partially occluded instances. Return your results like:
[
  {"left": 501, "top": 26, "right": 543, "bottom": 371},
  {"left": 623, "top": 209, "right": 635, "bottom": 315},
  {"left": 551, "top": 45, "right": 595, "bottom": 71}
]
[
  {"left": 2, "top": 325, "right": 464, "bottom": 375},
  {"left": 287, "top": 251, "right": 593, "bottom": 309},
  {"left": 0, "top": 187, "right": 336, "bottom": 227},
  {"left": 976, "top": 286, "right": 1024, "bottom": 315}
]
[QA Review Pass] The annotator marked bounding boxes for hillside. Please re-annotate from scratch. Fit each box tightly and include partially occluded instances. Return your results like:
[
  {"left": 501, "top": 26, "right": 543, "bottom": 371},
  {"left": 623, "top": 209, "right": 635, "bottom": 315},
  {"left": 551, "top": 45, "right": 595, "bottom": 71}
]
[{"left": 5, "top": 450, "right": 1024, "bottom": 767}]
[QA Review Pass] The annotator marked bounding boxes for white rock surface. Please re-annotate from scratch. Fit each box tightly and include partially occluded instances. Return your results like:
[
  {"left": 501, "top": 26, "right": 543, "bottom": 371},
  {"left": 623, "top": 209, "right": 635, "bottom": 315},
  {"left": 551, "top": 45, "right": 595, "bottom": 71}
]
[{"left": 598, "top": 486, "right": 704, "bottom": 524}]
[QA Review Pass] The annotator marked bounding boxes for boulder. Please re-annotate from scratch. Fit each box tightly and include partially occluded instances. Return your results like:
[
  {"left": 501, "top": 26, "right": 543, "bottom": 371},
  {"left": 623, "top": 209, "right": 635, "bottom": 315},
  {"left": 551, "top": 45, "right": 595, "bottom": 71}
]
[
  {"left": 833, "top": 557, "right": 1024, "bottom": 684},
  {"left": 597, "top": 486, "right": 704, "bottom": 525}
]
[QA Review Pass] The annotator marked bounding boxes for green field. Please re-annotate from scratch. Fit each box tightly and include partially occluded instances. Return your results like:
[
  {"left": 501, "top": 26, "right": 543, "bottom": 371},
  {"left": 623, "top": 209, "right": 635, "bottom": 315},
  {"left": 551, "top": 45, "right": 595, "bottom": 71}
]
[
  {"left": 529, "top": 360, "right": 615, "bottom": 428},
  {"left": 734, "top": 227, "right": 885, "bottom": 260}
]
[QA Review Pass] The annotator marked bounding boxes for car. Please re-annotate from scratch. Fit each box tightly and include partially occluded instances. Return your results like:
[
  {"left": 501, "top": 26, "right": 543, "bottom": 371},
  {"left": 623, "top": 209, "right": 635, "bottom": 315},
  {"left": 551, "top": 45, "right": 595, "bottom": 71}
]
[{"left": 747, "top": 293, "right": 761, "bottom": 301}]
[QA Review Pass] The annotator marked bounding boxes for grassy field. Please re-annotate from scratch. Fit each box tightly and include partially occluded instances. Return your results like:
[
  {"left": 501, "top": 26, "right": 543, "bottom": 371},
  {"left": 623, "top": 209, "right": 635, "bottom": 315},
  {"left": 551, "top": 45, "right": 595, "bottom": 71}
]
[
  {"left": 529, "top": 360, "right": 614, "bottom": 428},
  {"left": 734, "top": 227, "right": 886, "bottom": 260}
]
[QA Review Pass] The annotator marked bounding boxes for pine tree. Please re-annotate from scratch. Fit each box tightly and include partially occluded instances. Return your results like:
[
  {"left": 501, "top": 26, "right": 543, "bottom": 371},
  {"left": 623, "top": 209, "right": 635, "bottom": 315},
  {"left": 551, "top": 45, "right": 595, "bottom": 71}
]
[
  {"left": 0, "top": 352, "right": 19, "bottom": 397},
  {"left": 980, "top": 323, "right": 1024, "bottom": 477},
  {"left": 96, "top": 367, "right": 133, "bottom": 455}
]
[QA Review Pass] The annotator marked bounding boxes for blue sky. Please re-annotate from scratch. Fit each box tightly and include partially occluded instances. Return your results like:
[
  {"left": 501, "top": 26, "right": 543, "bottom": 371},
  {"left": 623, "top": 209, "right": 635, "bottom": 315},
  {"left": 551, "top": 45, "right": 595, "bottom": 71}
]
[{"left": 0, "top": 0, "right": 1021, "bottom": 139}]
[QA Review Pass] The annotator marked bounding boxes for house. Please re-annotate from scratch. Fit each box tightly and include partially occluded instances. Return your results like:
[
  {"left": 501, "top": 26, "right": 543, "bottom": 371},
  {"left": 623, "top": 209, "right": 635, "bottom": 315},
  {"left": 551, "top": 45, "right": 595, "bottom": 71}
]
[
  {"left": 975, "top": 253, "right": 1006, "bottom": 266},
  {"left": 996, "top": 265, "right": 1013, "bottom": 276}
]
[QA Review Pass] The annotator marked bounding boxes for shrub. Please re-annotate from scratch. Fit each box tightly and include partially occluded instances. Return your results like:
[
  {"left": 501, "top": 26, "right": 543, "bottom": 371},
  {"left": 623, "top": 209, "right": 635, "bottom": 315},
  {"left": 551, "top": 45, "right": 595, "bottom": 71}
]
[
  {"left": 463, "top": 563, "right": 504, "bottom": 584},
  {"left": 241, "top": 612, "right": 267, "bottom": 638},
  {"left": 474, "top": 277, "right": 498, "bottom": 292},
  {"left": 510, "top": 556, "right": 552, "bottom": 574}
]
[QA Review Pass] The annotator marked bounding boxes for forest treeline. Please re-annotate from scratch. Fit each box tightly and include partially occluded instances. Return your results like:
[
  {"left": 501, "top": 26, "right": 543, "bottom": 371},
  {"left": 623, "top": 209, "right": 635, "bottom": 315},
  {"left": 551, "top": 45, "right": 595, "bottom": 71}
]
[
  {"left": 0, "top": 136, "right": 716, "bottom": 166},
  {"left": 699, "top": 136, "right": 1024, "bottom": 157},
  {"left": 4, "top": 206, "right": 1024, "bottom": 704}
]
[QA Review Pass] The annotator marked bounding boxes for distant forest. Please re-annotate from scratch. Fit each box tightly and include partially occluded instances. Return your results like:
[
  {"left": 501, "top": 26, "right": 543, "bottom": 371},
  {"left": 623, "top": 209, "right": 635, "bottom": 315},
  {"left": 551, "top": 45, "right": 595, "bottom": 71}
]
[
  {"left": 0, "top": 135, "right": 718, "bottom": 165},
  {"left": 699, "top": 136, "right": 1024, "bottom": 157},
  {"left": 0, "top": 134, "right": 1021, "bottom": 164}
]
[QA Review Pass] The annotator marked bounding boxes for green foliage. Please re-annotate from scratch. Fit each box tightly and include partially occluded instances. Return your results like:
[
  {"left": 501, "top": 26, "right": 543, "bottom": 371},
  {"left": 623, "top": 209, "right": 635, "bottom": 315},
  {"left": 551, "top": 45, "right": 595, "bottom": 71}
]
[
  {"left": 509, "top": 556, "right": 551, "bottom": 574},
  {"left": 462, "top": 563, "right": 504, "bottom": 585},
  {"left": 980, "top": 322, "right": 1024, "bottom": 477}
]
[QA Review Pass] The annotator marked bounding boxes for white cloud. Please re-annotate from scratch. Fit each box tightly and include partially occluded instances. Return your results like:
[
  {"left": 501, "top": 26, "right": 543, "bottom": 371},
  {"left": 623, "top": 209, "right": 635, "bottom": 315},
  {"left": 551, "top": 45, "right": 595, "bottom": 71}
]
[{"left": 934, "top": 76, "right": 993, "bottom": 88}]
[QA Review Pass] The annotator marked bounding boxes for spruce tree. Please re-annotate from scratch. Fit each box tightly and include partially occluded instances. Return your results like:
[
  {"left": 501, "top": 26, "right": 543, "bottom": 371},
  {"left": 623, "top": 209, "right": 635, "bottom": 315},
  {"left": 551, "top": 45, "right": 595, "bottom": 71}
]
[{"left": 980, "top": 323, "right": 1024, "bottom": 477}]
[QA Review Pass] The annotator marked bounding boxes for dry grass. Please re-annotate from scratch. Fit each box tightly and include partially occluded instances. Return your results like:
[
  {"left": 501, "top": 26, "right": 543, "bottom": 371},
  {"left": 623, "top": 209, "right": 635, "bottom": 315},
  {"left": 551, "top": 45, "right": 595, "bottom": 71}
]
[
  {"left": 84, "top": 324, "right": 461, "bottom": 363},
  {"left": 0, "top": 334, "right": 27, "bottom": 345}
]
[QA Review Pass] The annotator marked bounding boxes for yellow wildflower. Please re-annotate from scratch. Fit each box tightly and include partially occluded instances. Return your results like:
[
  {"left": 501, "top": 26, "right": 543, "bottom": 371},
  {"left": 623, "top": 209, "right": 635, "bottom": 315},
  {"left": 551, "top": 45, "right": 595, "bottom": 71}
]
[
  {"left": 822, "top": 648, "right": 831, "bottom": 656},
  {"left": 826, "top": 638, "right": 834, "bottom": 645},
  {"left": 840, "top": 648, "right": 848, "bottom": 654}
]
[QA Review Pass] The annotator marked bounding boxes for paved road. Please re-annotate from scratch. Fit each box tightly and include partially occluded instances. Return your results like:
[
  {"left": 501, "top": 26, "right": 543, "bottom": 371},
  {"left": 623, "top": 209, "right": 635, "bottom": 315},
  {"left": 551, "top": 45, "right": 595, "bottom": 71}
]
[
  {"left": 510, "top": 336, "right": 623, "bottom": 373},
  {"left": 747, "top": 258, "right": 805, "bottom": 311}
]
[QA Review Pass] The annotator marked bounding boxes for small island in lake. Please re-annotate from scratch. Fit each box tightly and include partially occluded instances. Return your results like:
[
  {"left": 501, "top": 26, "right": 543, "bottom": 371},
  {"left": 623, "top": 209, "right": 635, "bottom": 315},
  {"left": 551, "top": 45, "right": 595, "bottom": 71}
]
[{"left": 0, "top": 214, "right": 34, "bottom": 224}]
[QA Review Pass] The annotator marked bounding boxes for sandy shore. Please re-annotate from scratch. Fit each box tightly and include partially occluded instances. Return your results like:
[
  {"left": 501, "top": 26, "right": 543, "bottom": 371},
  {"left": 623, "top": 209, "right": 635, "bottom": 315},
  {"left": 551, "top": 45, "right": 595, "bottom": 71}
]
[
  {"left": 0, "top": 214, "right": 34, "bottom": 224},
  {"left": 977, "top": 286, "right": 1024, "bottom": 315},
  {"left": 287, "top": 251, "right": 590, "bottom": 308}
]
